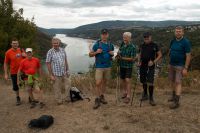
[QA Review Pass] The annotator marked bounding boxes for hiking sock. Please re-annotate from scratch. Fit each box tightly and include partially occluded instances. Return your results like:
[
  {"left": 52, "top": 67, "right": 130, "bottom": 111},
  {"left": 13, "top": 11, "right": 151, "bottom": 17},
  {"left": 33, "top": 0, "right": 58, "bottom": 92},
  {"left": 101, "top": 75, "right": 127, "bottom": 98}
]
[{"left": 149, "top": 85, "right": 154, "bottom": 100}]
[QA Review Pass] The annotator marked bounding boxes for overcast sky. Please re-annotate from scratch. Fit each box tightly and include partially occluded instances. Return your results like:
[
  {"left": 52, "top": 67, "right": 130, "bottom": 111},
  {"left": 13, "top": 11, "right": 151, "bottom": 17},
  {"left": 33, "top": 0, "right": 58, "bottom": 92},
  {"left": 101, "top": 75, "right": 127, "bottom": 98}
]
[{"left": 13, "top": 0, "right": 200, "bottom": 28}]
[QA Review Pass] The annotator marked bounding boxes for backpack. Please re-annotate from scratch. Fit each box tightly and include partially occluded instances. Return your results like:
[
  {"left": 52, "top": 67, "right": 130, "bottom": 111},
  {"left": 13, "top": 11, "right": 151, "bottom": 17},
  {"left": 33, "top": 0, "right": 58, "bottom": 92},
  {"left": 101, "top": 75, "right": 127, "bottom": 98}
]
[
  {"left": 95, "top": 39, "right": 113, "bottom": 65},
  {"left": 70, "top": 87, "right": 90, "bottom": 102},
  {"left": 28, "top": 115, "right": 54, "bottom": 129}
]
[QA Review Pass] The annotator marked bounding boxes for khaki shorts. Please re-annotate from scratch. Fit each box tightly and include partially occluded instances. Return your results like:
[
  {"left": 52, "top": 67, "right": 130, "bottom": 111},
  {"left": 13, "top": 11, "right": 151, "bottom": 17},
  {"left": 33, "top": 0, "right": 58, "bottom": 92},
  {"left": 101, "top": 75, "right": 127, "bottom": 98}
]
[
  {"left": 168, "top": 65, "right": 184, "bottom": 84},
  {"left": 95, "top": 68, "right": 111, "bottom": 80}
]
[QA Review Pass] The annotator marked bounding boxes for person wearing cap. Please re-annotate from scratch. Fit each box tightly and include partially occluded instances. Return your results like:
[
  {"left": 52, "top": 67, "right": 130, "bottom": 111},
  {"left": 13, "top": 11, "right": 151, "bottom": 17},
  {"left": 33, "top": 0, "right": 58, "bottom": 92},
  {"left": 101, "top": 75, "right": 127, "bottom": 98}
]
[
  {"left": 89, "top": 29, "right": 114, "bottom": 109},
  {"left": 116, "top": 32, "right": 136, "bottom": 104},
  {"left": 17, "top": 48, "right": 45, "bottom": 108},
  {"left": 4, "top": 38, "right": 26, "bottom": 106},
  {"left": 46, "top": 37, "right": 70, "bottom": 105},
  {"left": 168, "top": 26, "right": 191, "bottom": 109},
  {"left": 138, "top": 32, "right": 162, "bottom": 106}
]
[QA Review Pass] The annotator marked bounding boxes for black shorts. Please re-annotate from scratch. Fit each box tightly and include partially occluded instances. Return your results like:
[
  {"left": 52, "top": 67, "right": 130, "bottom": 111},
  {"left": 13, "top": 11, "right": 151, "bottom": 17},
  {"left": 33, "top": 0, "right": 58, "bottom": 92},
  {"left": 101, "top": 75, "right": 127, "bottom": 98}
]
[
  {"left": 139, "top": 66, "right": 155, "bottom": 84},
  {"left": 120, "top": 67, "right": 132, "bottom": 79},
  {"left": 11, "top": 74, "right": 19, "bottom": 91}
]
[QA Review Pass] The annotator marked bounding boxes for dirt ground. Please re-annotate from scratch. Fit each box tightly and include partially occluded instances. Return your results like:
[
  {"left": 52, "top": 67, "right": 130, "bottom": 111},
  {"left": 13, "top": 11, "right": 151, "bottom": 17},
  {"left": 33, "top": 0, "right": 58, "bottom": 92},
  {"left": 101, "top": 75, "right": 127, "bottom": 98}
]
[{"left": 0, "top": 80, "right": 199, "bottom": 133}]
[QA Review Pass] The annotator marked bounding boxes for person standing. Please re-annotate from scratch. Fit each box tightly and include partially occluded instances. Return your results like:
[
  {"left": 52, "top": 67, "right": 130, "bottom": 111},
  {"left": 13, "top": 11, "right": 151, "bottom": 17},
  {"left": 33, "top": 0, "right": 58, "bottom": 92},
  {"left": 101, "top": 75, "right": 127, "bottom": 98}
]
[
  {"left": 138, "top": 32, "right": 162, "bottom": 106},
  {"left": 46, "top": 38, "right": 70, "bottom": 105},
  {"left": 4, "top": 38, "right": 26, "bottom": 105},
  {"left": 116, "top": 32, "right": 136, "bottom": 104},
  {"left": 168, "top": 26, "right": 191, "bottom": 109},
  {"left": 17, "top": 48, "right": 45, "bottom": 108},
  {"left": 89, "top": 29, "right": 114, "bottom": 109}
]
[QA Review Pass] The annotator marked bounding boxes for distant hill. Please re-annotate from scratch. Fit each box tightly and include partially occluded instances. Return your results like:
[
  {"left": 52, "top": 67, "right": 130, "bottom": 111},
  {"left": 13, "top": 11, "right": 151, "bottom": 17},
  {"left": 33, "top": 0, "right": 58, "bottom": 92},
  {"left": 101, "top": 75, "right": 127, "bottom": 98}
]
[
  {"left": 38, "top": 20, "right": 200, "bottom": 36},
  {"left": 38, "top": 27, "right": 71, "bottom": 36}
]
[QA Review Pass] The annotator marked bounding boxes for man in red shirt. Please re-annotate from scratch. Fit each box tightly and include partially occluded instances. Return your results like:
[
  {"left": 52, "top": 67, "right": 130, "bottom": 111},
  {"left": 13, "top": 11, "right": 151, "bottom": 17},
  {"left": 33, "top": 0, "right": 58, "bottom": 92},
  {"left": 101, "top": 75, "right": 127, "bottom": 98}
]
[
  {"left": 18, "top": 48, "right": 44, "bottom": 108},
  {"left": 4, "top": 38, "right": 26, "bottom": 105}
]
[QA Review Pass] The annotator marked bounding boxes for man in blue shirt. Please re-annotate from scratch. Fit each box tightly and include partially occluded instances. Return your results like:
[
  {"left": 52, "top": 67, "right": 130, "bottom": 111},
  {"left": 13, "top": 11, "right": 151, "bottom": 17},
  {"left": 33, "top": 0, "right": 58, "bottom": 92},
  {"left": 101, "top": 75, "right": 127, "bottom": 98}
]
[
  {"left": 89, "top": 29, "right": 114, "bottom": 109},
  {"left": 168, "top": 26, "right": 191, "bottom": 109}
]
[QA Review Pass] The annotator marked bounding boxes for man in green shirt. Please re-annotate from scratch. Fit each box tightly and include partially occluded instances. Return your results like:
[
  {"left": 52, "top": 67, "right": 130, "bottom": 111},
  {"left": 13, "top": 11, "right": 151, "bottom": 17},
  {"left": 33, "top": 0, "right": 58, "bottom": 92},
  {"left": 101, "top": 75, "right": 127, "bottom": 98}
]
[{"left": 116, "top": 32, "right": 136, "bottom": 104}]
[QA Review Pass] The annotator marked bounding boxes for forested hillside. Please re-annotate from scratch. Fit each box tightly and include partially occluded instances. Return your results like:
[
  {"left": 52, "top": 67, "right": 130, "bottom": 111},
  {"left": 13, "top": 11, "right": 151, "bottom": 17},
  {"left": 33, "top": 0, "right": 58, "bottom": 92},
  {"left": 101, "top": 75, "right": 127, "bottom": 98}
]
[{"left": 0, "top": 0, "right": 51, "bottom": 67}]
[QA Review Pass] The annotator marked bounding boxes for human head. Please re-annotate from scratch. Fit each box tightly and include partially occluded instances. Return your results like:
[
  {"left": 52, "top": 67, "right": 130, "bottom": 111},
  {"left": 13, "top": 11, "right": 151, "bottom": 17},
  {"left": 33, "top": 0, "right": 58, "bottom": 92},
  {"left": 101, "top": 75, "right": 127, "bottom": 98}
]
[
  {"left": 123, "top": 32, "right": 132, "bottom": 44},
  {"left": 143, "top": 32, "right": 152, "bottom": 44},
  {"left": 25, "top": 48, "right": 33, "bottom": 59},
  {"left": 175, "top": 26, "right": 184, "bottom": 39},
  {"left": 11, "top": 38, "right": 19, "bottom": 50},
  {"left": 52, "top": 37, "right": 61, "bottom": 50},
  {"left": 100, "top": 29, "right": 109, "bottom": 42}
]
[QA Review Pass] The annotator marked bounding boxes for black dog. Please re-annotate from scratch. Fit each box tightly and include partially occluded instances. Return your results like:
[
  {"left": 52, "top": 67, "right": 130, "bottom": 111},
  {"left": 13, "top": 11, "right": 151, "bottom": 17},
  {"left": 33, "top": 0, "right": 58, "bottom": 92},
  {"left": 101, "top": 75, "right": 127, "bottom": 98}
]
[{"left": 28, "top": 115, "right": 54, "bottom": 129}]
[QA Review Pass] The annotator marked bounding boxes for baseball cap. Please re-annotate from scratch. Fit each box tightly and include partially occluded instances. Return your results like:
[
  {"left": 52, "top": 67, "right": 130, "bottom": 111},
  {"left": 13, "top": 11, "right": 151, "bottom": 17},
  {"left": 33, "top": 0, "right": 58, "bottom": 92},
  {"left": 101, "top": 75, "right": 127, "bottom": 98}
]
[
  {"left": 26, "top": 48, "right": 33, "bottom": 52},
  {"left": 101, "top": 29, "right": 109, "bottom": 34},
  {"left": 143, "top": 32, "right": 152, "bottom": 38}
]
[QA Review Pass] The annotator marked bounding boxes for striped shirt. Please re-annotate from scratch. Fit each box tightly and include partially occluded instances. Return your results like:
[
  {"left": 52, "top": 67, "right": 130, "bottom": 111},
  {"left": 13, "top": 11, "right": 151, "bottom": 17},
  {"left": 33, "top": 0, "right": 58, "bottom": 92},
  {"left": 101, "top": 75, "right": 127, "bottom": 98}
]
[{"left": 46, "top": 47, "right": 68, "bottom": 76}]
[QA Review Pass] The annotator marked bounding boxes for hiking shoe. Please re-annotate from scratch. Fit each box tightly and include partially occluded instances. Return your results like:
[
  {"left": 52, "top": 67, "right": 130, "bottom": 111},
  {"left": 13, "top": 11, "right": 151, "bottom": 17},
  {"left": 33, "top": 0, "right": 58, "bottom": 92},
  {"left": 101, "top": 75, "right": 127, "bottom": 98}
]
[
  {"left": 57, "top": 102, "right": 63, "bottom": 105},
  {"left": 29, "top": 97, "right": 39, "bottom": 103},
  {"left": 93, "top": 98, "right": 101, "bottom": 109},
  {"left": 16, "top": 96, "right": 21, "bottom": 106},
  {"left": 170, "top": 95, "right": 180, "bottom": 109},
  {"left": 121, "top": 94, "right": 127, "bottom": 99},
  {"left": 100, "top": 95, "right": 108, "bottom": 104},
  {"left": 39, "top": 102, "right": 45, "bottom": 109},
  {"left": 140, "top": 93, "right": 148, "bottom": 101},
  {"left": 149, "top": 99, "right": 156, "bottom": 106},
  {"left": 30, "top": 102, "right": 36, "bottom": 109},
  {"left": 123, "top": 97, "right": 130, "bottom": 104},
  {"left": 168, "top": 91, "right": 175, "bottom": 102}
]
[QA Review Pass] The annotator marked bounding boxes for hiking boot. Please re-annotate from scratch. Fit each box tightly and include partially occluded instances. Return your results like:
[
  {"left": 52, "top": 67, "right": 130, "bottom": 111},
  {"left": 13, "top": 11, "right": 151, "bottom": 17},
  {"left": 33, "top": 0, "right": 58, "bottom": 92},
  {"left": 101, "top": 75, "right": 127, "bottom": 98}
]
[
  {"left": 16, "top": 96, "right": 21, "bottom": 106},
  {"left": 30, "top": 102, "right": 36, "bottom": 109},
  {"left": 93, "top": 98, "right": 101, "bottom": 109},
  {"left": 123, "top": 97, "right": 130, "bottom": 104},
  {"left": 170, "top": 95, "right": 180, "bottom": 109},
  {"left": 168, "top": 91, "right": 176, "bottom": 102},
  {"left": 100, "top": 95, "right": 108, "bottom": 104},
  {"left": 29, "top": 97, "right": 39, "bottom": 103},
  {"left": 121, "top": 94, "right": 127, "bottom": 99},
  {"left": 140, "top": 93, "right": 148, "bottom": 101},
  {"left": 39, "top": 102, "right": 45, "bottom": 109},
  {"left": 149, "top": 99, "right": 156, "bottom": 106}
]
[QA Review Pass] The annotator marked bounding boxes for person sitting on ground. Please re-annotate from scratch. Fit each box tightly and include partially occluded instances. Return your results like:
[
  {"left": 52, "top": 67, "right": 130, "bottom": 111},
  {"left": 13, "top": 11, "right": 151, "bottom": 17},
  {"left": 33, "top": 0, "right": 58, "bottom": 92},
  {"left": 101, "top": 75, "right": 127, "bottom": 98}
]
[
  {"left": 116, "top": 32, "right": 136, "bottom": 104},
  {"left": 17, "top": 48, "right": 45, "bottom": 108}
]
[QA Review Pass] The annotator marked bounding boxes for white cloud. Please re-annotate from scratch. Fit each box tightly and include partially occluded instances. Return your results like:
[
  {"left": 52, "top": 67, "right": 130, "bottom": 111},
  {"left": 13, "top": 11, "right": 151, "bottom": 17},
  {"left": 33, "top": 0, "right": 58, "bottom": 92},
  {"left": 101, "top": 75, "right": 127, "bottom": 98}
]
[{"left": 13, "top": 0, "right": 200, "bottom": 28}]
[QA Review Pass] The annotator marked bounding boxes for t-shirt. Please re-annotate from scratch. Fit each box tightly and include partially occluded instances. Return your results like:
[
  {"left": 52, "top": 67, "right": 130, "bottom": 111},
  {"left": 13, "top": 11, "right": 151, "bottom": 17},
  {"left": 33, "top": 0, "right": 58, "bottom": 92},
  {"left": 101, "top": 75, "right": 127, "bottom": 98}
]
[
  {"left": 4, "top": 48, "right": 24, "bottom": 74},
  {"left": 119, "top": 42, "right": 136, "bottom": 68},
  {"left": 139, "top": 42, "right": 159, "bottom": 67},
  {"left": 169, "top": 37, "right": 191, "bottom": 66},
  {"left": 19, "top": 57, "right": 40, "bottom": 75},
  {"left": 92, "top": 40, "right": 114, "bottom": 68}
]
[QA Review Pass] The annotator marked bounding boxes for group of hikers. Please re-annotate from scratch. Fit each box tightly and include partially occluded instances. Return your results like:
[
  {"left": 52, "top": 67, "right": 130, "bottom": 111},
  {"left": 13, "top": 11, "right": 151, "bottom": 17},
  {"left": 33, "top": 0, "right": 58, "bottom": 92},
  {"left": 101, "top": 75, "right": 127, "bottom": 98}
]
[{"left": 3, "top": 26, "right": 191, "bottom": 110}]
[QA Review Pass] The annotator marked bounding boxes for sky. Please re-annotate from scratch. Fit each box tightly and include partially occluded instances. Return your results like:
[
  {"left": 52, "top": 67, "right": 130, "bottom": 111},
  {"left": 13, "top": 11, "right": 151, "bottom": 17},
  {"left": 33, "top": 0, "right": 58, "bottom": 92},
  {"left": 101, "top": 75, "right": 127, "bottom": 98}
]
[{"left": 13, "top": 0, "right": 200, "bottom": 28}]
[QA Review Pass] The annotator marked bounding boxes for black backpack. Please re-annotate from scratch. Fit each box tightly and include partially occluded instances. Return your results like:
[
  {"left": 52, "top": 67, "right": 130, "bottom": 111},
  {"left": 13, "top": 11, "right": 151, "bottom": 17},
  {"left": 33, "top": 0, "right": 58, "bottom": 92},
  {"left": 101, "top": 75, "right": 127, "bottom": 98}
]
[
  {"left": 28, "top": 115, "right": 54, "bottom": 129},
  {"left": 70, "top": 87, "right": 90, "bottom": 102}
]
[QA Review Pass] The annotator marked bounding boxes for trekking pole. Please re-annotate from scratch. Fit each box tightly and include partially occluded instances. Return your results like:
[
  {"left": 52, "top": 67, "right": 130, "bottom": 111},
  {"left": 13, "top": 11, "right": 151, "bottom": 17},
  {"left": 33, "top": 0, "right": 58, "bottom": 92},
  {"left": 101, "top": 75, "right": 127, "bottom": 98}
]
[
  {"left": 131, "top": 66, "right": 139, "bottom": 106},
  {"left": 116, "top": 59, "right": 120, "bottom": 104}
]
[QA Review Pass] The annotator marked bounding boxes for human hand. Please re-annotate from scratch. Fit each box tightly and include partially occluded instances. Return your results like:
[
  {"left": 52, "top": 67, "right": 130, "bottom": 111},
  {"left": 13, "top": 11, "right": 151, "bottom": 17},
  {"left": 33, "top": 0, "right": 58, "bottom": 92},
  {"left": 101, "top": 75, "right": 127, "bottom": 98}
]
[
  {"left": 148, "top": 60, "right": 154, "bottom": 67},
  {"left": 96, "top": 49, "right": 103, "bottom": 54}
]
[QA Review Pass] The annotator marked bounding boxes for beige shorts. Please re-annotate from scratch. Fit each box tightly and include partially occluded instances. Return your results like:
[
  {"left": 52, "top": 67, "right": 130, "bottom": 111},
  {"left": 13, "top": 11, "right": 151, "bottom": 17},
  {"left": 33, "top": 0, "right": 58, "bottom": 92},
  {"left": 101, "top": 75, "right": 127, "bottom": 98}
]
[
  {"left": 168, "top": 65, "right": 184, "bottom": 84},
  {"left": 95, "top": 68, "right": 111, "bottom": 80}
]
